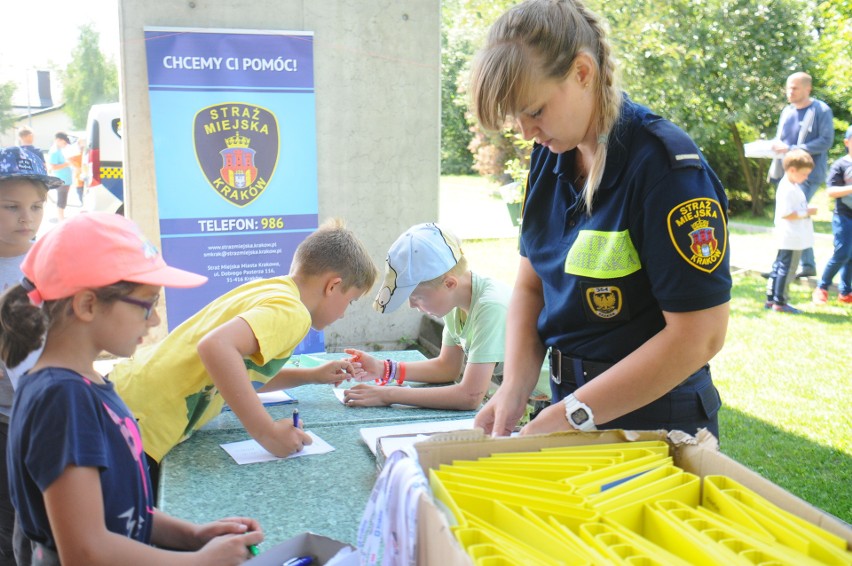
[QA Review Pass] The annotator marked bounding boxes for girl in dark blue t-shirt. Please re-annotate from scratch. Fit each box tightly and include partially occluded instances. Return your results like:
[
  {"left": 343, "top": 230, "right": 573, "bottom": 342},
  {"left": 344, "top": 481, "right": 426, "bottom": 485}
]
[{"left": 0, "top": 213, "right": 264, "bottom": 565}]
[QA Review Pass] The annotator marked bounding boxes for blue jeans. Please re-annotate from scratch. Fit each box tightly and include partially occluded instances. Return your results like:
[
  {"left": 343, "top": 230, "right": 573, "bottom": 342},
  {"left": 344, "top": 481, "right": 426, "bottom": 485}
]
[
  {"left": 767, "top": 249, "right": 802, "bottom": 305},
  {"left": 773, "top": 176, "right": 818, "bottom": 272},
  {"left": 818, "top": 212, "right": 852, "bottom": 296},
  {"left": 797, "top": 177, "right": 819, "bottom": 272}
]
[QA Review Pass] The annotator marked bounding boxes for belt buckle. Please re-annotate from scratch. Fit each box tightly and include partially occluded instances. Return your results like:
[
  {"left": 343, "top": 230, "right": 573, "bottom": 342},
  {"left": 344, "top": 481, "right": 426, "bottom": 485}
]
[{"left": 551, "top": 350, "right": 561, "bottom": 385}]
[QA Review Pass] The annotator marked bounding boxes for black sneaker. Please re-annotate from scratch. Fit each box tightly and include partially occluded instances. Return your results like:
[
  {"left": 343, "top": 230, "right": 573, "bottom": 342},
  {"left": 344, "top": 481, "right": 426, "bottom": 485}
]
[{"left": 795, "top": 269, "right": 816, "bottom": 278}]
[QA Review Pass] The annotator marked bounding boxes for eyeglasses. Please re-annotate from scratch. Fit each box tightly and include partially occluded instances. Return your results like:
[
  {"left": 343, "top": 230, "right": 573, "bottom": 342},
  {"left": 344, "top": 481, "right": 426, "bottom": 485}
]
[{"left": 117, "top": 295, "right": 160, "bottom": 320}]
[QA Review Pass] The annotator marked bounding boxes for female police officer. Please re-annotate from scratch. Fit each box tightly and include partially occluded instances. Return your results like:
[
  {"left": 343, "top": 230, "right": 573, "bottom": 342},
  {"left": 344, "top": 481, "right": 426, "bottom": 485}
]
[{"left": 472, "top": 0, "right": 731, "bottom": 439}]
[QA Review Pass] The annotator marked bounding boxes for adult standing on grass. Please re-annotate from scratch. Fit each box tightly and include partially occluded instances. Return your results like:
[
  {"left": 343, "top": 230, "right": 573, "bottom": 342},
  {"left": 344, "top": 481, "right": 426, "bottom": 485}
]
[
  {"left": 768, "top": 72, "right": 834, "bottom": 279},
  {"left": 812, "top": 126, "right": 852, "bottom": 305},
  {"left": 471, "top": 0, "right": 731, "bottom": 439}
]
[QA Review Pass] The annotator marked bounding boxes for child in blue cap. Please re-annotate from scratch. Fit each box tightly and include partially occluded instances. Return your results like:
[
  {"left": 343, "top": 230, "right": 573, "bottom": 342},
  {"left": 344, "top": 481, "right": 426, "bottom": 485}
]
[
  {"left": 344, "top": 223, "right": 511, "bottom": 410},
  {"left": 0, "top": 146, "right": 61, "bottom": 564}
]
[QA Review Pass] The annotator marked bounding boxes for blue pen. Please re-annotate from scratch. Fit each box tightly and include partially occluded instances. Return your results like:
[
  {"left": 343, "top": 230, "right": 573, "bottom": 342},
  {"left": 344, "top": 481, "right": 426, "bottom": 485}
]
[
  {"left": 282, "top": 556, "right": 314, "bottom": 566},
  {"left": 292, "top": 408, "right": 300, "bottom": 428}
]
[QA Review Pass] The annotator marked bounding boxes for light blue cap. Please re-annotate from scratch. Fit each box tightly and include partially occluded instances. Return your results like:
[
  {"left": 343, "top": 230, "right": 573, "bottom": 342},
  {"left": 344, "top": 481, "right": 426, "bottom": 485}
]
[{"left": 373, "top": 223, "right": 463, "bottom": 313}]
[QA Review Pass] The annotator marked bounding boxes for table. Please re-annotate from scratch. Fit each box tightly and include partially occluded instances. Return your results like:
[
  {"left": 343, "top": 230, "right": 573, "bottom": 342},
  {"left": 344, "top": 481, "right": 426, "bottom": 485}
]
[{"left": 158, "top": 351, "right": 478, "bottom": 548}]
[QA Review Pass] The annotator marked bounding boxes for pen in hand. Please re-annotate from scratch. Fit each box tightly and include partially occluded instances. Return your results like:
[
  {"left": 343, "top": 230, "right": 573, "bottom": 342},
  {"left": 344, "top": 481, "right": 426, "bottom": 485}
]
[{"left": 292, "top": 408, "right": 300, "bottom": 428}]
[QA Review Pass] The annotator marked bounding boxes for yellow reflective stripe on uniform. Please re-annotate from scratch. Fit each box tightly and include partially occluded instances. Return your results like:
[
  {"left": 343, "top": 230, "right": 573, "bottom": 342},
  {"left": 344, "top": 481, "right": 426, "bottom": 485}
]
[{"left": 564, "top": 229, "right": 641, "bottom": 278}]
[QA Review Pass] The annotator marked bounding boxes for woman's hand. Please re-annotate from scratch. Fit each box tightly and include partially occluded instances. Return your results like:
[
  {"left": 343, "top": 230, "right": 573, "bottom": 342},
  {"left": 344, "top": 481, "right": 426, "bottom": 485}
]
[
  {"left": 474, "top": 385, "right": 528, "bottom": 437},
  {"left": 519, "top": 401, "right": 571, "bottom": 435},
  {"left": 342, "top": 383, "right": 389, "bottom": 407}
]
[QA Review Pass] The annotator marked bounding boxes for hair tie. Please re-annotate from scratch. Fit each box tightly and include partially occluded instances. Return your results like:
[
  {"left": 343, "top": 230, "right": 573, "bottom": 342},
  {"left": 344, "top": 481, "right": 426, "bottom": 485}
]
[
  {"left": 597, "top": 134, "right": 608, "bottom": 145},
  {"left": 20, "top": 277, "right": 43, "bottom": 306}
]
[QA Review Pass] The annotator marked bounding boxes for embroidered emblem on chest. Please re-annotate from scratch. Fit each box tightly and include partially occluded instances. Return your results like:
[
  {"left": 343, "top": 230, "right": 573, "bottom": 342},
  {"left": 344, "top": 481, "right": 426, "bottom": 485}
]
[{"left": 584, "top": 285, "right": 623, "bottom": 319}]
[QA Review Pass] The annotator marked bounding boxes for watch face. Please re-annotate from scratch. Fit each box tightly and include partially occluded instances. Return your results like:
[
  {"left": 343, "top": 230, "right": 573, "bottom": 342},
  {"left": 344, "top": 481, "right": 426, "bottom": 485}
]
[{"left": 572, "top": 408, "right": 589, "bottom": 425}]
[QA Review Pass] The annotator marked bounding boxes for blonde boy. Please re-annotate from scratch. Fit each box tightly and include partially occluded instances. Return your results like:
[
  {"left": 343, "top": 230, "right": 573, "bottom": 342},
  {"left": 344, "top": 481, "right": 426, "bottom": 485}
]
[
  {"left": 111, "top": 219, "right": 378, "bottom": 480},
  {"left": 344, "top": 223, "right": 510, "bottom": 410},
  {"left": 765, "top": 149, "right": 817, "bottom": 313}
]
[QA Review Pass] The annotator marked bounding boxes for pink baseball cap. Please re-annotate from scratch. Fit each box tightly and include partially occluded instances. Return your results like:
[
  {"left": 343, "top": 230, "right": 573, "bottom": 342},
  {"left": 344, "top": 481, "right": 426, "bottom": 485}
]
[{"left": 21, "top": 212, "right": 207, "bottom": 303}]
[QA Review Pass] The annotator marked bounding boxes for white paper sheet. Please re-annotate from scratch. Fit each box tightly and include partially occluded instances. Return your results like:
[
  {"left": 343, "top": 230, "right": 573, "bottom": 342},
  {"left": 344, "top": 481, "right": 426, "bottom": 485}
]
[
  {"left": 744, "top": 139, "right": 784, "bottom": 159},
  {"left": 359, "top": 418, "right": 477, "bottom": 456},
  {"left": 220, "top": 431, "right": 334, "bottom": 464},
  {"left": 256, "top": 390, "right": 296, "bottom": 405}
]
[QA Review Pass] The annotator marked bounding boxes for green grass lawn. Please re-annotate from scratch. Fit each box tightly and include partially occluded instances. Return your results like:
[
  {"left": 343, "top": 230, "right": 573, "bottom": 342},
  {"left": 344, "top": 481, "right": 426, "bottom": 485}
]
[{"left": 446, "top": 174, "right": 851, "bottom": 524}]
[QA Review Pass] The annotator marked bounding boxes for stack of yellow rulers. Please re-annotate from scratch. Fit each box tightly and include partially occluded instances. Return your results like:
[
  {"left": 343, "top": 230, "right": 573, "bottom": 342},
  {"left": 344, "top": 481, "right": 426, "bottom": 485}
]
[{"left": 430, "top": 441, "right": 852, "bottom": 565}]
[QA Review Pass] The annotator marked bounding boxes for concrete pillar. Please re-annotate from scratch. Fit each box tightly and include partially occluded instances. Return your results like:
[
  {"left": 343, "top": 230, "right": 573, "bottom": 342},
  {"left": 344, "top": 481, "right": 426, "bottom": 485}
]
[{"left": 118, "top": 0, "right": 440, "bottom": 348}]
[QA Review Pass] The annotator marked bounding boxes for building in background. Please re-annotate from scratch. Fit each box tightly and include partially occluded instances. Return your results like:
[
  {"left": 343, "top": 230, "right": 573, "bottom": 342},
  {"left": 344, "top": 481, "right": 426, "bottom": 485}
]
[{"left": 0, "top": 70, "right": 73, "bottom": 150}]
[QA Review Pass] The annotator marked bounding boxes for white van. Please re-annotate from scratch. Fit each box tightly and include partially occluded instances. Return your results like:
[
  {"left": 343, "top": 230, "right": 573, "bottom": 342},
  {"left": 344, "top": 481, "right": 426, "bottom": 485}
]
[{"left": 83, "top": 102, "right": 124, "bottom": 214}]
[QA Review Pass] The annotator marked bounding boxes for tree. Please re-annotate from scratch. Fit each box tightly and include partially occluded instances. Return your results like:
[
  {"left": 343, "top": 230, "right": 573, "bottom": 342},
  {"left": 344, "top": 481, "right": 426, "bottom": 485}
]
[
  {"left": 0, "top": 81, "right": 16, "bottom": 133},
  {"left": 441, "top": 0, "right": 517, "bottom": 175},
  {"left": 814, "top": 0, "right": 852, "bottom": 119},
  {"left": 63, "top": 24, "right": 119, "bottom": 130},
  {"left": 594, "top": 0, "right": 817, "bottom": 215},
  {"left": 441, "top": 23, "right": 475, "bottom": 175}
]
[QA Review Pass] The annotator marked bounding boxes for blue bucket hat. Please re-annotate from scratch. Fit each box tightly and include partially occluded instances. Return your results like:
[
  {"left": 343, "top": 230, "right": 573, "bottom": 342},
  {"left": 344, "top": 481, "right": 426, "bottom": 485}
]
[{"left": 0, "top": 146, "right": 64, "bottom": 188}]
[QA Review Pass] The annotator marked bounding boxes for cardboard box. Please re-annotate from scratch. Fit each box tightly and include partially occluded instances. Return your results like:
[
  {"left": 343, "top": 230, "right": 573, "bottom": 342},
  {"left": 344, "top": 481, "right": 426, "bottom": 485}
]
[
  {"left": 413, "top": 429, "right": 852, "bottom": 565},
  {"left": 245, "top": 532, "right": 357, "bottom": 566}
]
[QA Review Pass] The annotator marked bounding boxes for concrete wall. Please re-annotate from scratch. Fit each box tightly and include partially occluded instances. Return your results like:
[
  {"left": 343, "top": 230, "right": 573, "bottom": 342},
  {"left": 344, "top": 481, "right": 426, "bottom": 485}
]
[{"left": 118, "top": 0, "right": 440, "bottom": 349}]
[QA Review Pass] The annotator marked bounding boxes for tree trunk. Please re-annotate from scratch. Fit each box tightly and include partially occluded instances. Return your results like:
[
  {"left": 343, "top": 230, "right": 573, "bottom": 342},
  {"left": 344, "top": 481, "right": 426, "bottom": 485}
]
[{"left": 729, "top": 123, "right": 764, "bottom": 216}]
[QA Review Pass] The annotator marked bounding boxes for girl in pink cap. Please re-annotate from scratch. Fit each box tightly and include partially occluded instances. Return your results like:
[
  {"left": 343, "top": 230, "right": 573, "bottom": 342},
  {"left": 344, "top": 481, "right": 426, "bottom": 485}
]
[{"left": 0, "top": 212, "right": 263, "bottom": 565}]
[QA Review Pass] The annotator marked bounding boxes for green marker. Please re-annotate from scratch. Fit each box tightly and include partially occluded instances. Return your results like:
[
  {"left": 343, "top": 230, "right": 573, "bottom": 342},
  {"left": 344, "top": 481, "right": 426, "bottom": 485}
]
[{"left": 248, "top": 544, "right": 259, "bottom": 556}]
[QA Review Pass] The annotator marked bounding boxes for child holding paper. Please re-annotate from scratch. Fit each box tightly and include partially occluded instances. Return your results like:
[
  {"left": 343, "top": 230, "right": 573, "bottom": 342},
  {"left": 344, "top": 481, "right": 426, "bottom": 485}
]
[
  {"left": 0, "top": 213, "right": 264, "bottom": 565},
  {"left": 110, "top": 219, "right": 378, "bottom": 485},
  {"left": 344, "top": 223, "right": 510, "bottom": 411}
]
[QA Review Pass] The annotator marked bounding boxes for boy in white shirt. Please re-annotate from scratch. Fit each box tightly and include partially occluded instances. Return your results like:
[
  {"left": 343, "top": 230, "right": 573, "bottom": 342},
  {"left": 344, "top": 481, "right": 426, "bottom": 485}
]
[{"left": 765, "top": 149, "right": 817, "bottom": 313}]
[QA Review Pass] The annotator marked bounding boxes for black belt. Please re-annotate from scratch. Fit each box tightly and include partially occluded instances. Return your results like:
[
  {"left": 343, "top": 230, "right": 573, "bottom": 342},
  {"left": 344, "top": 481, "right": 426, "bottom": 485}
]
[{"left": 549, "top": 348, "right": 613, "bottom": 387}]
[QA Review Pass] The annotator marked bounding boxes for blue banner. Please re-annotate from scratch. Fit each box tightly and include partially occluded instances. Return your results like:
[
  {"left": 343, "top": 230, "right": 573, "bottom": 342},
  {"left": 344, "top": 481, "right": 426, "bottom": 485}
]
[{"left": 145, "top": 27, "right": 322, "bottom": 352}]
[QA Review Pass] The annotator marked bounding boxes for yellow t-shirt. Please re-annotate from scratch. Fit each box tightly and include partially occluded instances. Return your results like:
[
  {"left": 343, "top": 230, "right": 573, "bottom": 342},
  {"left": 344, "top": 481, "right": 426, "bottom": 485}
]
[{"left": 111, "top": 276, "right": 311, "bottom": 462}]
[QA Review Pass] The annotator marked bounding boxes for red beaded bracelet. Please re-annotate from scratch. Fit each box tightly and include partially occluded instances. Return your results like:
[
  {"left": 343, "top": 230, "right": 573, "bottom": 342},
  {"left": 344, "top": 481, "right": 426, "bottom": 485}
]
[
  {"left": 396, "top": 362, "right": 406, "bottom": 386},
  {"left": 377, "top": 359, "right": 391, "bottom": 386}
]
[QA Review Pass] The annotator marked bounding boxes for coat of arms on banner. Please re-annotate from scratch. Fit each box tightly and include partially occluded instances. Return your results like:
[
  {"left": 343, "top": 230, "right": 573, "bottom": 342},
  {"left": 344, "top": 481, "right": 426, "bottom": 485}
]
[{"left": 193, "top": 103, "right": 279, "bottom": 207}]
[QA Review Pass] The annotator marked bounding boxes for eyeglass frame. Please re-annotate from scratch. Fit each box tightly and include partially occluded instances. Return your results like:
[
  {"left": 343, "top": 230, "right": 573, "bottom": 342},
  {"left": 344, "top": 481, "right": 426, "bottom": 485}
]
[{"left": 117, "top": 295, "right": 160, "bottom": 320}]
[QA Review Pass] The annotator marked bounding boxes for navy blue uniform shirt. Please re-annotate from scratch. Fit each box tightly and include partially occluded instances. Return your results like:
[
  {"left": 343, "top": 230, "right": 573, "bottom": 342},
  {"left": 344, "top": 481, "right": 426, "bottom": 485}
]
[{"left": 520, "top": 97, "right": 731, "bottom": 363}]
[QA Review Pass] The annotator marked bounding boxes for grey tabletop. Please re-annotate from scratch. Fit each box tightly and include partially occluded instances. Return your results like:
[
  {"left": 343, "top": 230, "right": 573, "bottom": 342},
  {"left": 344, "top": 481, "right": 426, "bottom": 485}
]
[{"left": 158, "top": 350, "right": 478, "bottom": 548}]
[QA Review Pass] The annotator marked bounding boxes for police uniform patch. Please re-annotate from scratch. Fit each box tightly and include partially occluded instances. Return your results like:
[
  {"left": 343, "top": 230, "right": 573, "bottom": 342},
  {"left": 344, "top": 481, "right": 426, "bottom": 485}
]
[
  {"left": 193, "top": 103, "right": 279, "bottom": 208},
  {"left": 667, "top": 197, "right": 726, "bottom": 273},
  {"left": 580, "top": 282, "right": 629, "bottom": 322}
]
